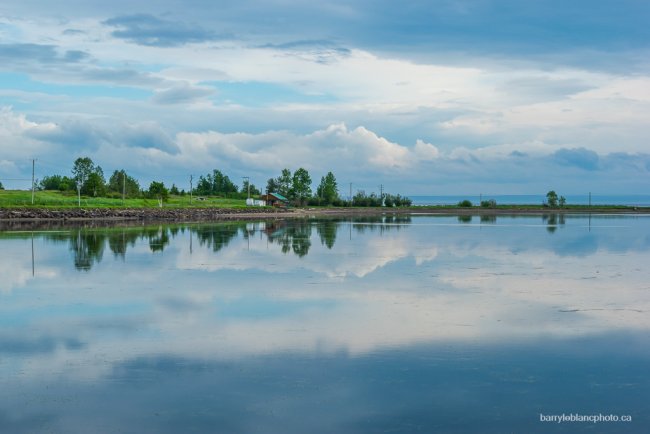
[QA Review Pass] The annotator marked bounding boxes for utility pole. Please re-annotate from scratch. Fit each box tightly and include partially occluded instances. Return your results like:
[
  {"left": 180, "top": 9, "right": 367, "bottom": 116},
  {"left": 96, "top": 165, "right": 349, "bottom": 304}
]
[
  {"left": 379, "top": 184, "right": 383, "bottom": 206},
  {"left": 243, "top": 176, "right": 250, "bottom": 200},
  {"left": 349, "top": 182, "right": 352, "bottom": 206},
  {"left": 190, "top": 175, "right": 193, "bottom": 205},
  {"left": 31, "top": 159, "right": 36, "bottom": 205},
  {"left": 122, "top": 171, "right": 126, "bottom": 206}
]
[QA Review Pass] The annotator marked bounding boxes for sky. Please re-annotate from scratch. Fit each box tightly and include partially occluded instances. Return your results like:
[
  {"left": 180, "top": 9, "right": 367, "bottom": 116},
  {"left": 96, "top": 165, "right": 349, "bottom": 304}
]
[{"left": 1, "top": 0, "right": 649, "bottom": 195}]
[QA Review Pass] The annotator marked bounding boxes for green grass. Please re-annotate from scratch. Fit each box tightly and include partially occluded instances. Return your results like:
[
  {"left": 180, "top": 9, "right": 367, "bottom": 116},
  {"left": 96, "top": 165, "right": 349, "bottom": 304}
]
[{"left": 0, "top": 190, "right": 248, "bottom": 208}]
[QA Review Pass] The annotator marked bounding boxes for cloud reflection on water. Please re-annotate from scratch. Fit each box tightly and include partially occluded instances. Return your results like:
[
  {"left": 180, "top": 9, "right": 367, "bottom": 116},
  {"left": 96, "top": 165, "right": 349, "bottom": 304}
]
[{"left": 1, "top": 215, "right": 650, "bottom": 432}]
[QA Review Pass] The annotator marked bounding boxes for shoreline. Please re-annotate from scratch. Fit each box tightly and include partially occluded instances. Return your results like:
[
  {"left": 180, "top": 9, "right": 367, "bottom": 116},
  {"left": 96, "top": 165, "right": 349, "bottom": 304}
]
[{"left": 1, "top": 205, "right": 648, "bottom": 223}]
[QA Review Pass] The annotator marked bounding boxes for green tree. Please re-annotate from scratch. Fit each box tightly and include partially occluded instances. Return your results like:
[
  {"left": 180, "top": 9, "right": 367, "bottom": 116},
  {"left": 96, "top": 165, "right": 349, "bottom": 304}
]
[
  {"left": 72, "top": 157, "right": 106, "bottom": 196},
  {"left": 39, "top": 175, "right": 62, "bottom": 190},
  {"left": 108, "top": 170, "right": 140, "bottom": 197},
  {"left": 277, "top": 168, "right": 293, "bottom": 198},
  {"left": 546, "top": 190, "right": 558, "bottom": 208},
  {"left": 211, "top": 170, "right": 238, "bottom": 195},
  {"left": 316, "top": 172, "right": 339, "bottom": 205},
  {"left": 72, "top": 157, "right": 95, "bottom": 190},
  {"left": 169, "top": 184, "right": 180, "bottom": 195},
  {"left": 85, "top": 170, "right": 106, "bottom": 197},
  {"left": 195, "top": 175, "right": 211, "bottom": 195},
  {"left": 148, "top": 181, "right": 169, "bottom": 202},
  {"left": 242, "top": 179, "right": 261, "bottom": 197},
  {"left": 292, "top": 168, "right": 312, "bottom": 205},
  {"left": 0, "top": 181, "right": 3, "bottom": 190},
  {"left": 266, "top": 177, "right": 279, "bottom": 194},
  {"left": 559, "top": 196, "right": 566, "bottom": 208}
]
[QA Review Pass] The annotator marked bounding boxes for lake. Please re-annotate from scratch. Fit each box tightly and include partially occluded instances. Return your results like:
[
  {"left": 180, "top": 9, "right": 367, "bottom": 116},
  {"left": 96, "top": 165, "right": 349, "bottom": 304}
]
[{"left": 1, "top": 214, "right": 649, "bottom": 433}]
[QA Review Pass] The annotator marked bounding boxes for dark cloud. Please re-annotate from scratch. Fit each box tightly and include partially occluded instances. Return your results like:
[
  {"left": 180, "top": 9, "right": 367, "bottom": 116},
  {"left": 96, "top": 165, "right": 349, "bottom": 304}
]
[
  {"left": 0, "top": 43, "right": 89, "bottom": 65},
  {"left": 121, "top": 123, "right": 179, "bottom": 153},
  {"left": 151, "top": 83, "right": 215, "bottom": 105},
  {"left": 551, "top": 147, "right": 600, "bottom": 170},
  {"left": 62, "top": 28, "right": 86, "bottom": 36},
  {"left": 0, "top": 335, "right": 85, "bottom": 355},
  {"left": 26, "top": 119, "right": 109, "bottom": 150},
  {"left": 103, "top": 14, "right": 222, "bottom": 47},
  {"left": 80, "top": 67, "right": 165, "bottom": 87},
  {"left": 24, "top": 116, "right": 179, "bottom": 154},
  {"left": 259, "top": 39, "right": 352, "bottom": 65}
]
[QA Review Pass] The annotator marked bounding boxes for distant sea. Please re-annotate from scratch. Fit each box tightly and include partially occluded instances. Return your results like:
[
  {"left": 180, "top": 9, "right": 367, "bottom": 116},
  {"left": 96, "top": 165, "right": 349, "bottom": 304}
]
[{"left": 409, "top": 194, "right": 650, "bottom": 207}]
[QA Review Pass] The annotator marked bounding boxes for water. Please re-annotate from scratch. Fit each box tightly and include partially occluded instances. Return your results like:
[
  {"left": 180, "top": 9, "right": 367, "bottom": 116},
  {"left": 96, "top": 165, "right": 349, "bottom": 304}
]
[
  {"left": 1, "top": 215, "right": 649, "bottom": 433},
  {"left": 411, "top": 194, "right": 650, "bottom": 206}
]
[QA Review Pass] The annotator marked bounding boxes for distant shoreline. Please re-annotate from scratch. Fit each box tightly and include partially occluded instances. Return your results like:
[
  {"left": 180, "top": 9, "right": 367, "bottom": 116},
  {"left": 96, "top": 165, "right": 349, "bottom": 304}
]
[{"left": 1, "top": 205, "right": 649, "bottom": 224}]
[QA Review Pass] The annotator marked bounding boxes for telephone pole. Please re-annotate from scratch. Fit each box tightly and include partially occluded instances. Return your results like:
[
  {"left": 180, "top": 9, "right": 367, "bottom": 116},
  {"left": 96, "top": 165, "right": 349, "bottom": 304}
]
[
  {"left": 122, "top": 171, "right": 126, "bottom": 206},
  {"left": 243, "top": 176, "right": 250, "bottom": 200},
  {"left": 379, "top": 184, "right": 383, "bottom": 206},
  {"left": 189, "top": 175, "right": 193, "bottom": 205},
  {"left": 31, "top": 159, "right": 36, "bottom": 205},
  {"left": 349, "top": 182, "right": 352, "bottom": 206}
]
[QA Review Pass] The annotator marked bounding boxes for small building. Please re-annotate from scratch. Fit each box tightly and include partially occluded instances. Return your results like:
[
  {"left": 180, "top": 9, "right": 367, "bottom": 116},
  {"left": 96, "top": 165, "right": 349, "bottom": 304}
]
[
  {"left": 246, "top": 198, "right": 266, "bottom": 206},
  {"left": 261, "top": 192, "right": 290, "bottom": 208}
]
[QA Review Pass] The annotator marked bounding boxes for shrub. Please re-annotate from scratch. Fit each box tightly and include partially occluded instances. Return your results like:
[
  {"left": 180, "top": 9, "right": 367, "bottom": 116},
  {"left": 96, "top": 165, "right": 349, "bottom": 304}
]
[
  {"left": 481, "top": 199, "right": 497, "bottom": 208},
  {"left": 458, "top": 199, "right": 473, "bottom": 207}
]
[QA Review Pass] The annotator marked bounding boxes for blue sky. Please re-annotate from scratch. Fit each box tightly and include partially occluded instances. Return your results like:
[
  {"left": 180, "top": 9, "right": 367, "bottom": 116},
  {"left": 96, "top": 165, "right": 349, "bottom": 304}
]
[{"left": 1, "top": 0, "right": 649, "bottom": 194}]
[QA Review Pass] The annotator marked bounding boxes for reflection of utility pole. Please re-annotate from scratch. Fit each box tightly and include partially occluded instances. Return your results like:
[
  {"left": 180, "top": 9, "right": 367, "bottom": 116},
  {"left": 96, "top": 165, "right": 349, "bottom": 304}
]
[
  {"left": 31, "top": 231, "right": 35, "bottom": 276},
  {"left": 31, "top": 159, "right": 37, "bottom": 205}
]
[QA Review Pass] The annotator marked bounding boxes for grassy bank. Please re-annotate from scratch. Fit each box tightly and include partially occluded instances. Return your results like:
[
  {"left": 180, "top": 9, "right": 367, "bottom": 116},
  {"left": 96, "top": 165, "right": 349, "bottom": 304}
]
[
  {"left": 0, "top": 190, "right": 247, "bottom": 208},
  {"left": 1, "top": 189, "right": 647, "bottom": 213}
]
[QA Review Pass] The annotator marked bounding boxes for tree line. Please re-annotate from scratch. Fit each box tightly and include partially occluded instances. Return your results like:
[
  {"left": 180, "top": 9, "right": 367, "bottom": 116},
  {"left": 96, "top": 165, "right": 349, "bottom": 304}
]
[{"left": 35, "top": 157, "right": 412, "bottom": 207}]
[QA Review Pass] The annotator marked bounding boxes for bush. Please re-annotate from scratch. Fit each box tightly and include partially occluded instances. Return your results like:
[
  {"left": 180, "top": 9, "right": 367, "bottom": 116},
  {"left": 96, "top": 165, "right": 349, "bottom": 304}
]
[
  {"left": 481, "top": 199, "right": 497, "bottom": 208},
  {"left": 458, "top": 199, "right": 473, "bottom": 207}
]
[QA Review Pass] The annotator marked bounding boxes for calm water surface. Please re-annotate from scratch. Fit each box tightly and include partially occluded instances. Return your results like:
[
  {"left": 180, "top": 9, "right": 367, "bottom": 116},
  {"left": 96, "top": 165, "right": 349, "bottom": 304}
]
[{"left": 1, "top": 215, "right": 649, "bottom": 433}]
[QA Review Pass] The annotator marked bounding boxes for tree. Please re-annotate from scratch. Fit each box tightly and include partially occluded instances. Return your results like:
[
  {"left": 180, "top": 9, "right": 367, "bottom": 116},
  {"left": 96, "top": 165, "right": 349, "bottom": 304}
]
[
  {"left": 559, "top": 196, "right": 566, "bottom": 208},
  {"left": 316, "top": 172, "right": 339, "bottom": 205},
  {"left": 277, "top": 168, "right": 293, "bottom": 198},
  {"left": 0, "top": 181, "right": 3, "bottom": 190},
  {"left": 195, "top": 175, "right": 211, "bottom": 195},
  {"left": 169, "top": 184, "right": 180, "bottom": 195},
  {"left": 211, "top": 170, "right": 238, "bottom": 195},
  {"left": 194, "top": 170, "right": 239, "bottom": 196},
  {"left": 147, "top": 181, "right": 169, "bottom": 203},
  {"left": 546, "top": 190, "right": 558, "bottom": 208},
  {"left": 85, "top": 170, "right": 106, "bottom": 197},
  {"left": 242, "top": 179, "right": 261, "bottom": 197},
  {"left": 108, "top": 170, "right": 140, "bottom": 198},
  {"left": 72, "top": 158, "right": 105, "bottom": 196},
  {"left": 292, "top": 168, "right": 312, "bottom": 205},
  {"left": 266, "top": 177, "right": 279, "bottom": 194},
  {"left": 72, "top": 157, "right": 95, "bottom": 190}
]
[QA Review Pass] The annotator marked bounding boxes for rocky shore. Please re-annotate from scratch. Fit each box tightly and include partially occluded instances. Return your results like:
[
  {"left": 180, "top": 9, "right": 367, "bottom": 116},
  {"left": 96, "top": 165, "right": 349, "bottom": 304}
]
[
  {"left": 0, "top": 205, "right": 647, "bottom": 224},
  {"left": 0, "top": 207, "right": 292, "bottom": 222}
]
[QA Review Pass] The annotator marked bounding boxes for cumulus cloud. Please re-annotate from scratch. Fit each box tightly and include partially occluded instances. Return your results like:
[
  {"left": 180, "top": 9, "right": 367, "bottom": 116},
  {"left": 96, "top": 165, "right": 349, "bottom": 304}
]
[{"left": 2, "top": 106, "right": 650, "bottom": 194}]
